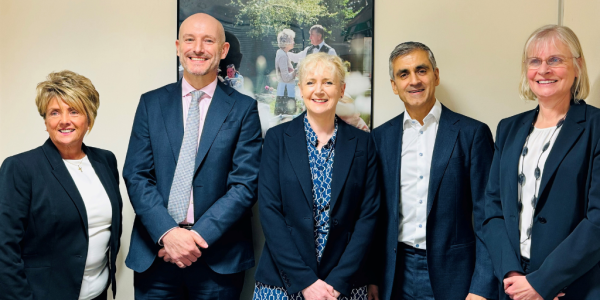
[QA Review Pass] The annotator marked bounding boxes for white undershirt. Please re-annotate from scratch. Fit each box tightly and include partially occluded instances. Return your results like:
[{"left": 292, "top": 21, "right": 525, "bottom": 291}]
[
  {"left": 63, "top": 156, "right": 112, "bottom": 300},
  {"left": 518, "top": 125, "right": 560, "bottom": 259},
  {"left": 399, "top": 99, "right": 442, "bottom": 250}
]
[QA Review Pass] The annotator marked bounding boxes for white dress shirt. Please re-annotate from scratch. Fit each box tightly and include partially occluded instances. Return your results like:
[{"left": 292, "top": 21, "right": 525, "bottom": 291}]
[
  {"left": 518, "top": 125, "right": 560, "bottom": 259},
  {"left": 398, "top": 99, "right": 442, "bottom": 250},
  {"left": 63, "top": 156, "right": 112, "bottom": 300}
]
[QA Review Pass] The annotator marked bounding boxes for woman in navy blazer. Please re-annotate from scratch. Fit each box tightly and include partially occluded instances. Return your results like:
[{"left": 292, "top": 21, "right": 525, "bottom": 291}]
[
  {"left": 0, "top": 71, "right": 122, "bottom": 300},
  {"left": 482, "top": 25, "right": 600, "bottom": 300},
  {"left": 253, "top": 53, "right": 379, "bottom": 300}
]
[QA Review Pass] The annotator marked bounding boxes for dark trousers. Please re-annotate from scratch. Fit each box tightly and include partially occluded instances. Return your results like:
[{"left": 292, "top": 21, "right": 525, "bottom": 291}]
[
  {"left": 391, "top": 243, "right": 435, "bottom": 300},
  {"left": 134, "top": 257, "right": 245, "bottom": 300}
]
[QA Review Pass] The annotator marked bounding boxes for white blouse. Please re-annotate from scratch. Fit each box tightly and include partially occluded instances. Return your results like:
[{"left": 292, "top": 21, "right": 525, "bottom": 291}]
[
  {"left": 518, "top": 125, "right": 561, "bottom": 259},
  {"left": 63, "top": 156, "right": 112, "bottom": 300}
]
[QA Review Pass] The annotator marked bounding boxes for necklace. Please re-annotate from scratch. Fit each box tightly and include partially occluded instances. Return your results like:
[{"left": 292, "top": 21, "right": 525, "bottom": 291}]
[
  {"left": 518, "top": 109, "right": 566, "bottom": 244},
  {"left": 64, "top": 158, "right": 84, "bottom": 172}
]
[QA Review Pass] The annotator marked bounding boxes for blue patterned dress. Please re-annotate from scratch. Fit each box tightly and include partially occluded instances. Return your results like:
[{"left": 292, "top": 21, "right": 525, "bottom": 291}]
[{"left": 253, "top": 116, "right": 367, "bottom": 300}]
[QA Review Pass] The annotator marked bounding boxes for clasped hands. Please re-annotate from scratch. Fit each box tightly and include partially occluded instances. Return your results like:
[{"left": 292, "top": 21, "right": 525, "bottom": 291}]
[
  {"left": 302, "top": 279, "right": 340, "bottom": 300},
  {"left": 503, "top": 271, "right": 564, "bottom": 300},
  {"left": 158, "top": 228, "right": 208, "bottom": 268}
]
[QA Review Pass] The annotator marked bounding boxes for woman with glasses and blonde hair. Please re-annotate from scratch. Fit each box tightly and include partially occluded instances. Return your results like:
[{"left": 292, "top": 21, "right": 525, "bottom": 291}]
[
  {"left": 0, "top": 71, "right": 122, "bottom": 300},
  {"left": 482, "top": 25, "right": 600, "bottom": 300}
]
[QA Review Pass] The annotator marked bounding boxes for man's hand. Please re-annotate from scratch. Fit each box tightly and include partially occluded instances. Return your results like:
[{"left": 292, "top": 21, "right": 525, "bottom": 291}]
[
  {"left": 465, "top": 293, "right": 487, "bottom": 300},
  {"left": 504, "top": 275, "right": 565, "bottom": 300},
  {"left": 301, "top": 279, "right": 337, "bottom": 300},
  {"left": 367, "top": 284, "right": 379, "bottom": 300},
  {"left": 161, "top": 228, "right": 208, "bottom": 268}
]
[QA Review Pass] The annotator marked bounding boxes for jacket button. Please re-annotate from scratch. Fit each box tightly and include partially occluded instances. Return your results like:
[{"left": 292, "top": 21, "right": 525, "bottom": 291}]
[
  {"left": 538, "top": 217, "right": 547, "bottom": 224},
  {"left": 333, "top": 219, "right": 339, "bottom": 225},
  {"left": 394, "top": 248, "right": 397, "bottom": 253}
]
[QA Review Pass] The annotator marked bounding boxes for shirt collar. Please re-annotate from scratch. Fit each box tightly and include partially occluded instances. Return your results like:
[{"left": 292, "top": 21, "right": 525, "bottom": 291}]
[
  {"left": 403, "top": 99, "right": 442, "bottom": 128},
  {"left": 304, "top": 114, "right": 338, "bottom": 148},
  {"left": 182, "top": 77, "right": 218, "bottom": 99},
  {"left": 318, "top": 41, "right": 325, "bottom": 49}
]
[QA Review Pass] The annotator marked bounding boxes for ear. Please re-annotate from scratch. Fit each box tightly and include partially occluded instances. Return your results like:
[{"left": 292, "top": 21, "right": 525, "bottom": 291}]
[
  {"left": 175, "top": 40, "right": 180, "bottom": 57},
  {"left": 340, "top": 82, "right": 346, "bottom": 96},
  {"left": 434, "top": 68, "right": 440, "bottom": 86},
  {"left": 390, "top": 79, "right": 399, "bottom": 95},
  {"left": 220, "top": 42, "right": 230, "bottom": 59}
]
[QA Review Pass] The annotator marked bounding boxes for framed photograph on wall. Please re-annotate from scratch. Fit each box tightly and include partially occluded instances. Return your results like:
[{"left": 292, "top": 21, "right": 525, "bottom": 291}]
[{"left": 178, "top": 0, "right": 374, "bottom": 135}]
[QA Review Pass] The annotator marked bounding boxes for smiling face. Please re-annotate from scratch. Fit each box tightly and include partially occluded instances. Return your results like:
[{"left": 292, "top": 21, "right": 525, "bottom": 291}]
[
  {"left": 526, "top": 38, "right": 577, "bottom": 103},
  {"left": 300, "top": 63, "right": 345, "bottom": 118},
  {"left": 45, "top": 97, "right": 88, "bottom": 155},
  {"left": 176, "top": 14, "right": 230, "bottom": 83},
  {"left": 390, "top": 49, "right": 439, "bottom": 113},
  {"left": 227, "top": 66, "right": 236, "bottom": 78}
]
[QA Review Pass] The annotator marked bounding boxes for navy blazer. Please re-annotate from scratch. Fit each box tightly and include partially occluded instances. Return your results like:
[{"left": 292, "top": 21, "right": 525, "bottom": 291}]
[
  {"left": 0, "top": 139, "right": 122, "bottom": 300},
  {"left": 482, "top": 101, "right": 600, "bottom": 300},
  {"left": 370, "top": 105, "right": 497, "bottom": 300},
  {"left": 254, "top": 114, "right": 380, "bottom": 296},
  {"left": 123, "top": 80, "right": 262, "bottom": 274}
]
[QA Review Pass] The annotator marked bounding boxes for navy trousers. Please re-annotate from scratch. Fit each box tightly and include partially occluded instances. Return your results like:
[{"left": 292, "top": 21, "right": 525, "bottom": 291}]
[
  {"left": 391, "top": 243, "right": 435, "bottom": 300},
  {"left": 134, "top": 257, "right": 245, "bottom": 300}
]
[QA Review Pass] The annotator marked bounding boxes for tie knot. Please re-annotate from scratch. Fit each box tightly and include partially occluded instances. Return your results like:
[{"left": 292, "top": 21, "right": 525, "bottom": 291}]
[{"left": 191, "top": 90, "right": 204, "bottom": 102}]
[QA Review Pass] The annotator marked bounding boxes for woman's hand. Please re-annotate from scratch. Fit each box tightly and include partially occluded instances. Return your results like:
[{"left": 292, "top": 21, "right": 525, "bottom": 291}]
[
  {"left": 367, "top": 284, "right": 379, "bottom": 300},
  {"left": 302, "top": 279, "right": 337, "bottom": 300}
]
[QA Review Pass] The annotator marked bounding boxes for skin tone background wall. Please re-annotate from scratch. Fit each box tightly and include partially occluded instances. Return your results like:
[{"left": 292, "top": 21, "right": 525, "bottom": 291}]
[{"left": 0, "top": 0, "right": 598, "bottom": 299}]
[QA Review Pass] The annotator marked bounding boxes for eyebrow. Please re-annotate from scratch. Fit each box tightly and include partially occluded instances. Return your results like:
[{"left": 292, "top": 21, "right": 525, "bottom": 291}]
[{"left": 396, "top": 64, "right": 430, "bottom": 76}]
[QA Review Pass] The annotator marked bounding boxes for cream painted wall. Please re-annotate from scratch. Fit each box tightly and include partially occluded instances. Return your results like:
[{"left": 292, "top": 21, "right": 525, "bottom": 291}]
[
  {"left": 0, "top": 1, "right": 598, "bottom": 300},
  {"left": 564, "top": 0, "right": 600, "bottom": 108}
]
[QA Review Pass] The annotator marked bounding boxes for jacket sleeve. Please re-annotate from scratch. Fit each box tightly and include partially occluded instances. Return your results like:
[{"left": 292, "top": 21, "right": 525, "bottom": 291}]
[
  {"left": 482, "top": 119, "right": 524, "bottom": 282},
  {"left": 258, "top": 129, "right": 319, "bottom": 294},
  {"left": 0, "top": 157, "right": 34, "bottom": 300},
  {"left": 325, "top": 135, "right": 380, "bottom": 296},
  {"left": 526, "top": 135, "right": 600, "bottom": 300},
  {"left": 468, "top": 124, "right": 499, "bottom": 299},
  {"left": 123, "top": 95, "right": 179, "bottom": 243},
  {"left": 365, "top": 134, "right": 386, "bottom": 287},
  {"left": 192, "top": 100, "right": 262, "bottom": 246}
]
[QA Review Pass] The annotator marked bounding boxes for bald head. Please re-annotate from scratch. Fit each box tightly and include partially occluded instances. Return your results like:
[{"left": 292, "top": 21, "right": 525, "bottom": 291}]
[{"left": 179, "top": 13, "right": 226, "bottom": 45}]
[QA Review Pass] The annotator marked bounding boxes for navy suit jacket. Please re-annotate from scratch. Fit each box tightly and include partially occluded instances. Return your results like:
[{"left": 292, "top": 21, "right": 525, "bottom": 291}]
[
  {"left": 123, "top": 80, "right": 262, "bottom": 274},
  {"left": 482, "top": 101, "right": 600, "bottom": 300},
  {"left": 254, "top": 114, "right": 380, "bottom": 296},
  {"left": 0, "top": 139, "right": 122, "bottom": 300},
  {"left": 370, "top": 105, "right": 497, "bottom": 300}
]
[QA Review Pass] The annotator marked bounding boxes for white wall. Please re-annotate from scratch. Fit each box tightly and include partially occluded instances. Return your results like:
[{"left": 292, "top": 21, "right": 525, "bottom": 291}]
[{"left": 0, "top": 1, "right": 598, "bottom": 299}]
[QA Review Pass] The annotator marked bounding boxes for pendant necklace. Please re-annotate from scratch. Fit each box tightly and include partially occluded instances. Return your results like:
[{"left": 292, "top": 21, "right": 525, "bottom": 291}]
[{"left": 65, "top": 158, "right": 84, "bottom": 172}]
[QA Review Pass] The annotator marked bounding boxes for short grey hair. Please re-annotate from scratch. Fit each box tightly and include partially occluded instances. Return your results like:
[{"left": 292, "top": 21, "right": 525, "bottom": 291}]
[
  {"left": 297, "top": 53, "right": 346, "bottom": 85},
  {"left": 388, "top": 42, "right": 437, "bottom": 79},
  {"left": 277, "top": 29, "right": 296, "bottom": 48},
  {"left": 519, "top": 24, "right": 589, "bottom": 102}
]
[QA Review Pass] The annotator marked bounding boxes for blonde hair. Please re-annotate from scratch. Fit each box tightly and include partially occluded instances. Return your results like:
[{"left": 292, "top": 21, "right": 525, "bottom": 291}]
[
  {"left": 519, "top": 25, "right": 589, "bottom": 102},
  {"left": 297, "top": 53, "right": 346, "bottom": 85},
  {"left": 35, "top": 70, "right": 100, "bottom": 132}
]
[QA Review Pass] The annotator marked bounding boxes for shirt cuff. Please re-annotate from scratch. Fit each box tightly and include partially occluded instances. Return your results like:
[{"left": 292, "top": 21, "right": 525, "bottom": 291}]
[{"left": 158, "top": 227, "right": 178, "bottom": 246}]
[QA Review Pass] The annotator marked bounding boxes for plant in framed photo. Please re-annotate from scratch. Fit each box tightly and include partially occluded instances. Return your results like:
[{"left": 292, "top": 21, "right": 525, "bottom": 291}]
[{"left": 178, "top": 0, "right": 374, "bottom": 135}]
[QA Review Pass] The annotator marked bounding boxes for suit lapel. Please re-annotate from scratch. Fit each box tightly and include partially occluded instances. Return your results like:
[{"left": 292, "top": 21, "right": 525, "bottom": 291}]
[
  {"left": 330, "top": 120, "right": 357, "bottom": 211},
  {"left": 284, "top": 114, "right": 314, "bottom": 209},
  {"left": 505, "top": 112, "right": 535, "bottom": 217},
  {"left": 85, "top": 147, "right": 121, "bottom": 233},
  {"left": 384, "top": 114, "right": 403, "bottom": 219},
  {"left": 427, "top": 106, "right": 459, "bottom": 216},
  {"left": 194, "top": 83, "right": 234, "bottom": 173},
  {"left": 537, "top": 103, "right": 586, "bottom": 209},
  {"left": 42, "top": 139, "right": 89, "bottom": 236},
  {"left": 160, "top": 80, "right": 184, "bottom": 163}
]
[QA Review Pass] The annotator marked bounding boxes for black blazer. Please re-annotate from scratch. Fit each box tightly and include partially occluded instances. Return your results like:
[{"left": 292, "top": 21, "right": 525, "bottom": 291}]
[
  {"left": 370, "top": 105, "right": 497, "bottom": 300},
  {"left": 254, "top": 114, "right": 380, "bottom": 296},
  {"left": 483, "top": 101, "right": 600, "bottom": 300},
  {"left": 0, "top": 139, "right": 122, "bottom": 300}
]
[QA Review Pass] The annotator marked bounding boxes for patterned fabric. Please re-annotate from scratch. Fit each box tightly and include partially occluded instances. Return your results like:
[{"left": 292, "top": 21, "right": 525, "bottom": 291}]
[
  {"left": 167, "top": 90, "right": 204, "bottom": 223},
  {"left": 304, "top": 115, "right": 338, "bottom": 262},
  {"left": 253, "top": 282, "right": 367, "bottom": 300}
]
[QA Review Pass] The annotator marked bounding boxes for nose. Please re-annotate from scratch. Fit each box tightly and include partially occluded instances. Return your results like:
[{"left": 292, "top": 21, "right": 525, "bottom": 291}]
[
  {"left": 408, "top": 72, "right": 421, "bottom": 86},
  {"left": 537, "top": 60, "right": 551, "bottom": 74},
  {"left": 59, "top": 113, "right": 71, "bottom": 126},
  {"left": 193, "top": 40, "right": 203, "bottom": 54}
]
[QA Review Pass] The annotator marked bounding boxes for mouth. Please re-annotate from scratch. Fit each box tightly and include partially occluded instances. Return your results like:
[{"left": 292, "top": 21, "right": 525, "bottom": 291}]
[
  {"left": 312, "top": 99, "right": 328, "bottom": 103},
  {"left": 537, "top": 80, "right": 558, "bottom": 84},
  {"left": 408, "top": 89, "right": 425, "bottom": 94},
  {"left": 189, "top": 57, "right": 209, "bottom": 62},
  {"left": 59, "top": 129, "right": 75, "bottom": 134}
]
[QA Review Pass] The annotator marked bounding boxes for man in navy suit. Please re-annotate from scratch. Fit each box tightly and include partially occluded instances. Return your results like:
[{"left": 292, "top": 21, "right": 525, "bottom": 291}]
[
  {"left": 368, "top": 42, "right": 497, "bottom": 300},
  {"left": 123, "top": 13, "right": 262, "bottom": 299}
]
